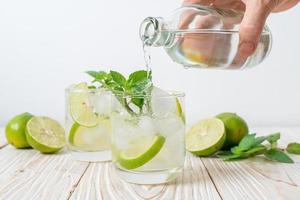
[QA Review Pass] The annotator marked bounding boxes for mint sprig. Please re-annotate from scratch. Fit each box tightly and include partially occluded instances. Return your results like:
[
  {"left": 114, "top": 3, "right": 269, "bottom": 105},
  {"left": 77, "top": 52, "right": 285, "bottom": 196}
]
[
  {"left": 217, "top": 132, "right": 294, "bottom": 164},
  {"left": 86, "top": 70, "right": 152, "bottom": 115},
  {"left": 265, "top": 149, "right": 294, "bottom": 163}
]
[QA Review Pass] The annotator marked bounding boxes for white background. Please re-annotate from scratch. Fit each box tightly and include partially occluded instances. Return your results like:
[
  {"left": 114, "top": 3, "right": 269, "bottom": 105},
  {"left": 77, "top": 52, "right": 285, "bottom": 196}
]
[{"left": 0, "top": 0, "right": 299, "bottom": 127}]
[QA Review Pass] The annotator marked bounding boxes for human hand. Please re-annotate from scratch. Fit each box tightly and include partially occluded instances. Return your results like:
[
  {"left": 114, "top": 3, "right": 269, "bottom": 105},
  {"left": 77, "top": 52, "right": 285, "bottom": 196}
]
[{"left": 183, "top": 0, "right": 299, "bottom": 62}]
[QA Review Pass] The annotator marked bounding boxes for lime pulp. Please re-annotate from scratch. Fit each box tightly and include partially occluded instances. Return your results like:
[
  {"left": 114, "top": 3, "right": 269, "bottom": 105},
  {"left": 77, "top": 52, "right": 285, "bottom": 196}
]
[
  {"left": 25, "top": 116, "right": 65, "bottom": 153},
  {"left": 68, "top": 118, "right": 111, "bottom": 151},
  {"left": 70, "top": 82, "right": 98, "bottom": 127},
  {"left": 186, "top": 118, "right": 225, "bottom": 156}
]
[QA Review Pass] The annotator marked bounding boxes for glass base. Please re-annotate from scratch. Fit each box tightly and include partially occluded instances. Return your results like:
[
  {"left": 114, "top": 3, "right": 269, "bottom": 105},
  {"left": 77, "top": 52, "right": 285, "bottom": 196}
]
[
  {"left": 115, "top": 166, "right": 182, "bottom": 185},
  {"left": 70, "top": 150, "right": 111, "bottom": 162}
]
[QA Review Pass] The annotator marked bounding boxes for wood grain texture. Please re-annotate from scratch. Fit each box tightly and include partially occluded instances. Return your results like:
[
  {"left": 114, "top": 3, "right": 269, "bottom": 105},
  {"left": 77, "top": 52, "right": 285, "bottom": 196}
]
[
  {"left": 0, "top": 127, "right": 299, "bottom": 200},
  {"left": 201, "top": 127, "right": 300, "bottom": 200},
  {"left": 0, "top": 146, "right": 89, "bottom": 200},
  {"left": 70, "top": 153, "right": 221, "bottom": 200}
]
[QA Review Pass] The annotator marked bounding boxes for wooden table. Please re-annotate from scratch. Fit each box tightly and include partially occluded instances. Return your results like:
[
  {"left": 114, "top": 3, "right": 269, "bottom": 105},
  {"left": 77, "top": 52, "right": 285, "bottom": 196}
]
[{"left": 0, "top": 127, "right": 300, "bottom": 200}]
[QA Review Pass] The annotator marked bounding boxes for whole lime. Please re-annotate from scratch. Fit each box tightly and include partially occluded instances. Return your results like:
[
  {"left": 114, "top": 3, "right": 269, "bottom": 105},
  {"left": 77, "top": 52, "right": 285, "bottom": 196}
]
[
  {"left": 5, "top": 112, "right": 34, "bottom": 148},
  {"left": 216, "top": 112, "right": 249, "bottom": 150}
]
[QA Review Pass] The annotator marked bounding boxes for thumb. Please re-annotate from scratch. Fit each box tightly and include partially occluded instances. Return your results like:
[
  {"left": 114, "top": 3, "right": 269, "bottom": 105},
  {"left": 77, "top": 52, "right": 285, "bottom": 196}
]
[{"left": 238, "top": 1, "right": 273, "bottom": 58}]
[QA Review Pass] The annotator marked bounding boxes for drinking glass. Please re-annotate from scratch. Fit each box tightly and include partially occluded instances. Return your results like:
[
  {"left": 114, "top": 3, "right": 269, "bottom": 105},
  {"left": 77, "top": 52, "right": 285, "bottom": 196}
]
[
  {"left": 111, "top": 89, "right": 185, "bottom": 184},
  {"left": 65, "top": 85, "right": 112, "bottom": 162}
]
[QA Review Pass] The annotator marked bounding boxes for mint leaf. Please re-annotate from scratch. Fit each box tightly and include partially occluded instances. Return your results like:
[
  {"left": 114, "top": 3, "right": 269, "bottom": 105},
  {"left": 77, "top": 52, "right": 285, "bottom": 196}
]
[
  {"left": 230, "top": 134, "right": 267, "bottom": 156},
  {"left": 126, "top": 70, "right": 152, "bottom": 111},
  {"left": 86, "top": 71, "right": 100, "bottom": 79},
  {"left": 264, "top": 149, "right": 294, "bottom": 163},
  {"left": 86, "top": 69, "right": 152, "bottom": 116},
  {"left": 238, "top": 133, "right": 256, "bottom": 151},
  {"left": 253, "top": 136, "right": 267, "bottom": 146},
  {"left": 110, "top": 71, "right": 126, "bottom": 87},
  {"left": 219, "top": 132, "right": 294, "bottom": 163},
  {"left": 131, "top": 79, "right": 151, "bottom": 92},
  {"left": 86, "top": 71, "right": 107, "bottom": 80},
  {"left": 217, "top": 151, "right": 232, "bottom": 156},
  {"left": 131, "top": 97, "right": 144, "bottom": 110},
  {"left": 266, "top": 132, "right": 280, "bottom": 149},
  {"left": 286, "top": 143, "right": 300, "bottom": 155},
  {"left": 216, "top": 151, "right": 244, "bottom": 160},
  {"left": 244, "top": 144, "right": 267, "bottom": 156},
  {"left": 230, "top": 146, "right": 242, "bottom": 155},
  {"left": 218, "top": 154, "right": 243, "bottom": 160},
  {"left": 128, "top": 70, "right": 149, "bottom": 86},
  {"left": 106, "top": 81, "right": 123, "bottom": 91},
  {"left": 267, "top": 132, "right": 280, "bottom": 143}
]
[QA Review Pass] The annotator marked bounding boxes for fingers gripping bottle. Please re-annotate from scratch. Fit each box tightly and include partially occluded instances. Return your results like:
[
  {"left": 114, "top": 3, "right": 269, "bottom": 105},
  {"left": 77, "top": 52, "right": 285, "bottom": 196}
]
[{"left": 140, "top": 4, "right": 272, "bottom": 70}]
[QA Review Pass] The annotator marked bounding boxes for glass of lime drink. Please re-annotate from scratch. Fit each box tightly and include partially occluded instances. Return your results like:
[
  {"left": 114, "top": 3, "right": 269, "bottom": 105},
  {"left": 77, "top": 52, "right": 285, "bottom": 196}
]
[
  {"left": 65, "top": 83, "right": 112, "bottom": 162},
  {"left": 111, "top": 87, "right": 186, "bottom": 184}
]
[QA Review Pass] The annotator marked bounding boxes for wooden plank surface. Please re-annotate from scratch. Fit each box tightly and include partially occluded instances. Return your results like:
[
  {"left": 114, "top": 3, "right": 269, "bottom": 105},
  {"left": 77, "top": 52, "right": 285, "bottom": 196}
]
[
  {"left": 70, "top": 154, "right": 221, "bottom": 200},
  {"left": 0, "top": 127, "right": 299, "bottom": 200},
  {"left": 0, "top": 146, "right": 89, "bottom": 200},
  {"left": 0, "top": 127, "right": 7, "bottom": 148},
  {"left": 201, "top": 127, "right": 300, "bottom": 200}
]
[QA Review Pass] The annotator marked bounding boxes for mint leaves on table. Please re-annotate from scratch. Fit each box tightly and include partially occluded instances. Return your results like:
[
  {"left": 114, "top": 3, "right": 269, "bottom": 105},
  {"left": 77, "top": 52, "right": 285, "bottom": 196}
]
[
  {"left": 264, "top": 149, "right": 294, "bottom": 163},
  {"left": 217, "top": 132, "right": 294, "bottom": 163},
  {"left": 86, "top": 70, "right": 152, "bottom": 115},
  {"left": 286, "top": 143, "right": 300, "bottom": 155}
]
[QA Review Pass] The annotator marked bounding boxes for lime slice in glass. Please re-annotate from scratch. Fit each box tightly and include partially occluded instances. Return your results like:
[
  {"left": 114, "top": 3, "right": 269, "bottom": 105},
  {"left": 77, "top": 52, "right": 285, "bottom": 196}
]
[
  {"left": 25, "top": 116, "right": 66, "bottom": 154},
  {"left": 175, "top": 97, "right": 185, "bottom": 123},
  {"left": 117, "top": 135, "right": 165, "bottom": 170},
  {"left": 68, "top": 119, "right": 111, "bottom": 151},
  {"left": 186, "top": 118, "right": 225, "bottom": 156},
  {"left": 70, "top": 82, "right": 98, "bottom": 127}
]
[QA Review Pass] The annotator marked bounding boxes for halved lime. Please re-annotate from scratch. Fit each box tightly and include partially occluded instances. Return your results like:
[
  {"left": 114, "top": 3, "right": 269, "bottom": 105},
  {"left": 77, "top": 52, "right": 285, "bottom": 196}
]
[
  {"left": 68, "top": 119, "right": 111, "bottom": 151},
  {"left": 70, "top": 82, "right": 98, "bottom": 127},
  {"left": 117, "top": 135, "right": 165, "bottom": 170},
  {"left": 25, "top": 116, "right": 65, "bottom": 153},
  {"left": 186, "top": 118, "right": 225, "bottom": 156}
]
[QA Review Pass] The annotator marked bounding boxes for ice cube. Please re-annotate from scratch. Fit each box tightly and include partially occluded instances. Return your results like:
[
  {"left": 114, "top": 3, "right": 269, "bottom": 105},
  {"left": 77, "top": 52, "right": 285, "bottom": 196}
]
[
  {"left": 154, "top": 114, "right": 185, "bottom": 138},
  {"left": 89, "top": 89, "right": 111, "bottom": 116},
  {"left": 151, "top": 87, "right": 177, "bottom": 118},
  {"left": 111, "top": 114, "right": 140, "bottom": 149},
  {"left": 111, "top": 95, "right": 131, "bottom": 117},
  {"left": 138, "top": 115, "right": 157, "bottom": 134}
]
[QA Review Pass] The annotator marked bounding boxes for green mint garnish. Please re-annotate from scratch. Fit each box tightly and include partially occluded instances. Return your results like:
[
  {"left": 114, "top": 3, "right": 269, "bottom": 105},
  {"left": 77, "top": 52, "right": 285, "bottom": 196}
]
[
  {"left": 86, "top": 69, "right": 152, "bottom": 116},
  {"left": 217, "top": 132, "right": 294, "bottom": 164},
  {"left": 264, "top": 149, "right": 294, "bottom": 163}
]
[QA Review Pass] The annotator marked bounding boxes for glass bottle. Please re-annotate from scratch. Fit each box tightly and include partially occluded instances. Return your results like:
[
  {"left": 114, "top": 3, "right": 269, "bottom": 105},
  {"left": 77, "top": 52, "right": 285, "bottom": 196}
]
[{"left": 140, "top": 4, "right": 272, "bottom": 70}]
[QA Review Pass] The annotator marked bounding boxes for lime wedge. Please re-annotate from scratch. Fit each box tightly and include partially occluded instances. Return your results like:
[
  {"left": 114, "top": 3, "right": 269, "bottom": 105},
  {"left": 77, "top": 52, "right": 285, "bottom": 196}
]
[
  {"left": 117, "top": 135, "right": 165, "bottom": 170},
  {"left": 68, "top": 119, "right": 111, "bottom": 151},
  {"left": 70, "top": 82, "right": 98, "bottom": 127},
  {"left": 25, "top": 116, "right": 65, "bottom": 153},
  {"left": 186, "top": 118, "right": 225, "bottom": 156},
  {"left": 175, "top": 97, "right": 185, "bottom": 123}
]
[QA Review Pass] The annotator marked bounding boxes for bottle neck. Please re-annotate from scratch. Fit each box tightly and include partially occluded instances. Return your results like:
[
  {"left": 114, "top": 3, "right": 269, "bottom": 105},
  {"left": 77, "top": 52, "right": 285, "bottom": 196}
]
[{"left": 140, "top": 17, "right": 170, "bottom": 47}]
